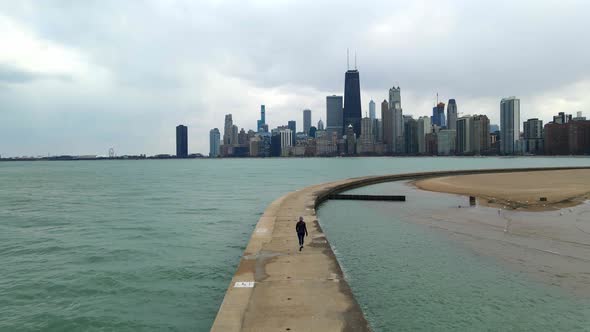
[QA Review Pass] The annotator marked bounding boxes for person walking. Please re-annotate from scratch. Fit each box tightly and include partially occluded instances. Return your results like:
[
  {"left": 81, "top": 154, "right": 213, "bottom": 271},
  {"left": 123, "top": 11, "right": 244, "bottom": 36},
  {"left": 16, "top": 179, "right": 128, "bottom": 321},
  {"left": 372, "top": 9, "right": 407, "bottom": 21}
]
[{"left": 295, "top": 216, "right": 308, "bottom": 251}]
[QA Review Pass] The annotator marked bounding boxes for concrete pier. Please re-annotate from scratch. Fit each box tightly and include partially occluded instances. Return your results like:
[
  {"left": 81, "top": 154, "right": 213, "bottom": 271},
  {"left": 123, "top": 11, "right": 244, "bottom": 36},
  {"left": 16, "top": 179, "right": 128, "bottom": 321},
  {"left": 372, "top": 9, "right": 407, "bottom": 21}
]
[{"left": 211, "top": 167, "right": 590, "bottom": 332}]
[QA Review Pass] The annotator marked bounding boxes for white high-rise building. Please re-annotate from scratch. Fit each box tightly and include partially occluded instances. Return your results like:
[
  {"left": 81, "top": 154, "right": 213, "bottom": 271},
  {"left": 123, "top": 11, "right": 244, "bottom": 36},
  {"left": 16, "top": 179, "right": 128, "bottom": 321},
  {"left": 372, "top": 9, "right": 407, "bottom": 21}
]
[
  {"left": 209, "top": 128, "right": 221, "bottom": 157},
  {"left": 369, "top": 100, "right": 376, "bottom": 120},
  {"left": 280, "top": 129, "right": 293, "bottom": 148},
  {"left": 500, "top": 97, "right": 520, "bottom": 155},
  {"left": 417, "top": 116, "right": 432, "bottom": 154},
  {"left": 360, "top": 117, "right": 374, "bottom": 142}
]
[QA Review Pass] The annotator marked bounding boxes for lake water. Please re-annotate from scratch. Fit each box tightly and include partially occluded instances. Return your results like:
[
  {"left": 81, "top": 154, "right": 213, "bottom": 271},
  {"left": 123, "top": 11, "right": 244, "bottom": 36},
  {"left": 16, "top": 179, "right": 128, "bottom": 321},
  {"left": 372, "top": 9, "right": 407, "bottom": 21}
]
[
  {"left": 1, "top": 157, "right": 589, "bottom": 331},
  {"left": 318, "top": 181, "right": 590, "bottom": 331}
]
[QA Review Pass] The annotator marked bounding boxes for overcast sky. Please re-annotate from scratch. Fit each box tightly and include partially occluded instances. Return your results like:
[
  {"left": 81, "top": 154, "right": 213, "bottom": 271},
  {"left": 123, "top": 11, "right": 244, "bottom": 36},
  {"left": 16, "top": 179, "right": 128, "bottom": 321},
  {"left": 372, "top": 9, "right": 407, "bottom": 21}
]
[{"left": 1, "top": 0, "right": 589, "bottom": 157}]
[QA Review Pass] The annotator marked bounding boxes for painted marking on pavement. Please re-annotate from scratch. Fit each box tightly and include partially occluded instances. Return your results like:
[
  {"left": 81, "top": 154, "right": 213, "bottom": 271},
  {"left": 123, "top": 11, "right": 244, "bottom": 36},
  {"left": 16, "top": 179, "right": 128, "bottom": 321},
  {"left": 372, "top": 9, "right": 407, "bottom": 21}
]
[
  {"left": 255, "top": 227, "right": 269, "bottom": 234},
  {"left": 234, "top": 281, "right": 255, "bottom": 288}
]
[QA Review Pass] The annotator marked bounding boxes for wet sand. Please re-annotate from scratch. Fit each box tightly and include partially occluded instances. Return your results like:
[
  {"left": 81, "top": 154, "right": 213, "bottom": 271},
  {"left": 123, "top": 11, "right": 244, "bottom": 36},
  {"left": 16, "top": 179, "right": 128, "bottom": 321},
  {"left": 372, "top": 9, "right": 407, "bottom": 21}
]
[
  {"left": 412, "top": 199, "right": 590, "bottom": 296},
  {"left": 409, "top": 170, "right": 590, "bottom": 295},
  {"left": 414, "top": 169, "right": 590, "bottom": 211}
]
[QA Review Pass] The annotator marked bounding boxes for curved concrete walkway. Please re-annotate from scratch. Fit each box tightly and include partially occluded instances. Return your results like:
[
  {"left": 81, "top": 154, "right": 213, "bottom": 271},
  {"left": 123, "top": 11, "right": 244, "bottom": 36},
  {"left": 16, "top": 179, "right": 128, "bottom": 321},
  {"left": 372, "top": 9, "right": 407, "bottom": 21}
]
[{"left": 211, "top": 166, "right": 590, "bottom": 332}]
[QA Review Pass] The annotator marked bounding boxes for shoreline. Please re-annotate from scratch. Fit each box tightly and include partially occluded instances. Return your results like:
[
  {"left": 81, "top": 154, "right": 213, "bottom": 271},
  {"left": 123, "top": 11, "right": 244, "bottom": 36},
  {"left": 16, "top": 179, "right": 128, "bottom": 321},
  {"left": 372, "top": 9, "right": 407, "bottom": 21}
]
[
  {"left": 2, "top": 155, "right": 590, "bottom": 162},
  {"left": 211, "top": 166, "right": 590, "bottom": 331},
  {"left": 413, "top": 169, "right": 590, "bottom": 211}
]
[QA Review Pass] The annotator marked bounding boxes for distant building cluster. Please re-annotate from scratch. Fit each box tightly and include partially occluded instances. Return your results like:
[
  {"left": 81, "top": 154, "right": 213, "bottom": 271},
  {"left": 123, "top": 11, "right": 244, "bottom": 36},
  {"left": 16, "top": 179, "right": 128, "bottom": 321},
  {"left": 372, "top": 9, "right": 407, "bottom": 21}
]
[{"left": 205, "top": 67, "right": 590, "bottom": 158}]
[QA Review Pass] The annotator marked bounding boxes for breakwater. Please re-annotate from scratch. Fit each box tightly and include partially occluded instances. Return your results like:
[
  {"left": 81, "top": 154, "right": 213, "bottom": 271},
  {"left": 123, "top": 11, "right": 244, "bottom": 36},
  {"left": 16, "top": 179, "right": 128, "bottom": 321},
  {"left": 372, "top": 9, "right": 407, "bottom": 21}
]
[{"left": 211, "top": 166, "right": 590, "bottom": 331}]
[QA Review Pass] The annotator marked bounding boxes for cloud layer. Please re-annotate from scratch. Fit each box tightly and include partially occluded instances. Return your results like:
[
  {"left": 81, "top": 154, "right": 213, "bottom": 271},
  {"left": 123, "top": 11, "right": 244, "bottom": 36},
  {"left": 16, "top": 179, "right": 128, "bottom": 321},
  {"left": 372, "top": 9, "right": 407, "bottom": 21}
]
[{"left": 1, "top": 0, "right": 589, "bottom": 157}]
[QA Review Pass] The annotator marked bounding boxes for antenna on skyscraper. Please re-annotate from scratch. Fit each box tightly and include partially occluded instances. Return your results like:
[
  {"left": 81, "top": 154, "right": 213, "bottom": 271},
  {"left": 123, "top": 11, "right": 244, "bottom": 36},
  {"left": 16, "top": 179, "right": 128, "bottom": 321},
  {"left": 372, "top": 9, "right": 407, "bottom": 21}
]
[
  {"left": 354, "top": 52, "right": 357, "bottom": 70},
  {"left": 436, "top": 92, "right": 439, "bottom": 105},
  {"left": 347, "top": 48, "right": 350, "bottom": 70}
]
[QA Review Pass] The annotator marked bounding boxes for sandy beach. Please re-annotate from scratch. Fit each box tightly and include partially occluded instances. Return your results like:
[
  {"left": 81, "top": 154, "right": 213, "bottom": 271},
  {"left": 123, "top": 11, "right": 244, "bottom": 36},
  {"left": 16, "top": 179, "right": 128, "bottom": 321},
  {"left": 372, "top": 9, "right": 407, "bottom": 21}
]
[{"left": 414, "top": 169, "right": 590, "bottom": 210}]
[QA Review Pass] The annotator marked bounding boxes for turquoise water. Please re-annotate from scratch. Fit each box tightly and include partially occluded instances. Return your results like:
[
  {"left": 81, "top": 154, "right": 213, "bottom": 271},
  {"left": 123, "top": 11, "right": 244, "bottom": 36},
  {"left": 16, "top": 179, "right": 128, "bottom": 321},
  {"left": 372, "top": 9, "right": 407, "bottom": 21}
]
[
  {"left": 318, "top": 181, "right": 590, "bottom": 331},
  {"left": 1, "top": 157, "right": 589, "bottom": 331}
]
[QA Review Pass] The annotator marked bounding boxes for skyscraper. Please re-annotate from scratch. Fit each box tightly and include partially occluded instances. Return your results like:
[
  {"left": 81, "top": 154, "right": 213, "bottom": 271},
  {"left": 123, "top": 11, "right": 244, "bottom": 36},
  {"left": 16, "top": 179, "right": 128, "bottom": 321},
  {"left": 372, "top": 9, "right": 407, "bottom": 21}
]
[
  {"left": 388, "top": 86, "right": 401, "bottom": 109},
  {"left": 303, "top": 109, "right": 312, "bottom": 135},
  {"left": 309, "top": 126, "right": 317, "bottom": 138},
  {"left": 472, "top": 115, "right": 490, "bottom": 155},
  {"left": 360, "top": 117, "right": 374, "bottom": 142},
  {"left": 456, "top": 116, "right": 473, "bottom": 155},
  {"left": 238, "top": 128, "right": 247, "bottom": 145},
  {"left": 389, "top": 86, "right": 404, "bottom": 153},
  {"left": 176, "top": 125, "right": 188, "bottom": 158},
  {"left": 279, "top": 128, "right": 293, "bottom": 156},
  {"left": 381, "top": 99, "right": 393, "bottom": 151},
  {"left": 437, "top": 129, "right": 456, "bottom": 155},
  {"left": 223, "top": 114, "right": 233, "bottom": 145},
  {"left": 447, "top": 99, "right": 457, "bottom": 130},
  {"left": 374, "top": 119, "right": 382, "bottom": 143},
  {"left": 523, "top": 118, "right": 543, "bottom": 154},
  {"left": 257, "top": 105, "right": 266, "bottom": 132},
  {"left": 326, "top": 95, "right": 343, "bottom": 137},
  {"left": 369, "top": 100, "right": 376, "bottom": 120},
  {"left": 417, "top": 116, "right": 432, "bottom": 154},
  {"left": 317, "top": 119, "right": 324, "bottom": 131},
  {"left": 343, "top": 69, "right": 362, "bottom": 136},
  {"left": 288, "top": 120, "right": 296, "bottom": 145},
  {"left": 209, "top": 128, "right": 220, "bottom": 157},
  {"left": 231, "top": 125, "right": 238, "bottom": 146},
  {"left": 270, "top": 132, "right": 281, "bottom": 157},
  {"left": 358, "top": 117, "right": 374, "bottom": 154},
  {"left": 345, "top": 124, "right": 357, "bottom": 155},
  {"left": 431, "top": 102, "right": 446, "bottom": 127},
  {"left": 288, "top": 120, "right": 296, "bottom": 134},
  {"left": 500, "top": 96, "right": 521, "bottom": 155},
  {"left": 404, "top": 116, "right": 418, "bottom": 154}
]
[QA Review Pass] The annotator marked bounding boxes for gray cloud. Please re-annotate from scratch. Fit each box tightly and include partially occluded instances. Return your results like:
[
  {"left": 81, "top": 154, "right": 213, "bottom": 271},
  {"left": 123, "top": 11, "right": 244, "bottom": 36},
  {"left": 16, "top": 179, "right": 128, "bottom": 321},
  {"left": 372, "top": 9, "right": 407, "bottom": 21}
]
[
  {"left": 1, "top": 0, "right": 590, "bottom": 157},
  {"left": 0, "top": 65, "right": 72, "bottom": 84}
]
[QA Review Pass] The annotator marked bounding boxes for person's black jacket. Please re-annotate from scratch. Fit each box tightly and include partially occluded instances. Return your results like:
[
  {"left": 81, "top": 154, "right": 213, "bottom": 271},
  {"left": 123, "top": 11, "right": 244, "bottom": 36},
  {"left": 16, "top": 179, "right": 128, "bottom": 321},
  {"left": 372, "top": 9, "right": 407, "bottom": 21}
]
[{"left": 295, "top": 221, "right": 308, "bottom": 235}]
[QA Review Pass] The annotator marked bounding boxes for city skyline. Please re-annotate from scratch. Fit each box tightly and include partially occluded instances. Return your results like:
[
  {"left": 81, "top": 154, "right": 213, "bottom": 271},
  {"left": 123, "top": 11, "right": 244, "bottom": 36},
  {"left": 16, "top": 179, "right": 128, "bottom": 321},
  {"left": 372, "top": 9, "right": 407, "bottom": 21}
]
[{"left": 2, "top": 1, "right": 590, "bottom": 157}]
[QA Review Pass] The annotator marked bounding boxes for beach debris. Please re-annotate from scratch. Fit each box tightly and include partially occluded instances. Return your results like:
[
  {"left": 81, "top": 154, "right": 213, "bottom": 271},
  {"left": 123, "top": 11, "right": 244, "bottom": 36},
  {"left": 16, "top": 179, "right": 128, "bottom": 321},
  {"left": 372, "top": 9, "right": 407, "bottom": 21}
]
[{"left": 540, "top": 197, "right": 548, "bottom": 202}]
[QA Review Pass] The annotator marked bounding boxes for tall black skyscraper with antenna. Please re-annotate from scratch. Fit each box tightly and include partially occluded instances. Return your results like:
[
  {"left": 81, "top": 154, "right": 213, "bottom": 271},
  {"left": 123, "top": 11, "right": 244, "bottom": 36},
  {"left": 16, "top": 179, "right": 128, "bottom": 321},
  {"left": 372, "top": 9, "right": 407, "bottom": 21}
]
[{"left": 343, "top": 50, "right": 362, "bottom": 136}]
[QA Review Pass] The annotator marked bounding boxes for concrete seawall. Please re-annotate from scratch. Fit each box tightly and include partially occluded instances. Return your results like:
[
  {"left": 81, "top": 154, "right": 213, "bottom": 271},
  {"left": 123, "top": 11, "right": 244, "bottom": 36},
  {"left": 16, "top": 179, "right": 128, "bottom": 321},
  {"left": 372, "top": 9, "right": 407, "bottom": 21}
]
[{"left": 211, "top": 166, "right": 590, "bottom": 332}]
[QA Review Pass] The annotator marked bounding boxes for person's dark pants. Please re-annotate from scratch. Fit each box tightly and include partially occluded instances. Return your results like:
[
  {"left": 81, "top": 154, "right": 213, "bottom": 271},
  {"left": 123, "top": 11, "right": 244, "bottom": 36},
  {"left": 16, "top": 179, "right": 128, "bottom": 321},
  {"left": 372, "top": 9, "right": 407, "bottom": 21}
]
[{"left": 297, "top": 232, "right": 305, "bottom": 246}]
